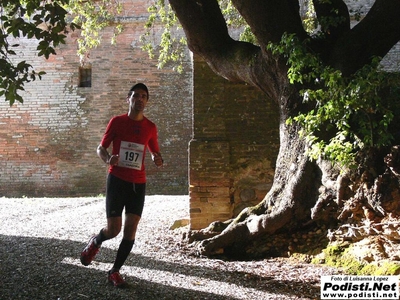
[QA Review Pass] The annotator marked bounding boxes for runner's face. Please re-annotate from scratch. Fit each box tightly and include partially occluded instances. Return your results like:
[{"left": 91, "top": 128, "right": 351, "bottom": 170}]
[{"left": 129, "top": 89, "right": 148, "bottom": 111}]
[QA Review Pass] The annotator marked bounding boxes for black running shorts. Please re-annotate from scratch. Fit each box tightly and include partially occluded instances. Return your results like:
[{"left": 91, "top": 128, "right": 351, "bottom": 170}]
[{"left": 105, "top": 174, "right": 146, "bottom": 218}]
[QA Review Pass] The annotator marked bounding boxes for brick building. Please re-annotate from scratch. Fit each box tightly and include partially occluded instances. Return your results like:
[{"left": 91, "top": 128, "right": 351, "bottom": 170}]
[
  {"left": 0, "top": 1, "right": 279, "bottom": 230},
  {"left": 1, "top": 1, "right": 399, "bottom": 230},
  {"left": 0, "top": 1, "right": 193, "bottom": 197}
]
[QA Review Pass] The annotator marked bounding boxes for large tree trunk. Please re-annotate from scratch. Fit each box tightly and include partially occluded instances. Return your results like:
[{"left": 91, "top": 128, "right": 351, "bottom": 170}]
[
  {"left": 196, "top": 119, "right": 323, "bottom": 256},
  {"left": 168, "top": 0, "right": 400, "bottom": 259},
  {"left": 193, "top": 135, "right": 400, "bottom": 259}
]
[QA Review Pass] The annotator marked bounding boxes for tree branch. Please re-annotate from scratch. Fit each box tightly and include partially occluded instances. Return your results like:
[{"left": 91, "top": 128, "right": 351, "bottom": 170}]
[
  {"left": 231, "top": 0, "right": 308, "bottom": 46},
  {"left": 329, "top": 0, "right": 400, "bottom": 75},
  {"left": 169, "top": 0, "right": 285, "bottom": 99},
  {"left": 168, "top": 0, "right": 232, "bottom": 54},
  {"left": 312, "top": 0, "right": 350, "bottom": 42}
]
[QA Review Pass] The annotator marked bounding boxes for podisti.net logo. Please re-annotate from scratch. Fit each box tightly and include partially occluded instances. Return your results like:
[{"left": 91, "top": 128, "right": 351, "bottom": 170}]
[{"left": 321, "top": 275, "right": 399, "bottom": 299}]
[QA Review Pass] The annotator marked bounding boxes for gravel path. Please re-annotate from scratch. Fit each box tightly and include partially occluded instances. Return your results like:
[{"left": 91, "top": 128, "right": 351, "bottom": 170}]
[{"left": 0, "top": 196, "right": 340, "bottom": 299}]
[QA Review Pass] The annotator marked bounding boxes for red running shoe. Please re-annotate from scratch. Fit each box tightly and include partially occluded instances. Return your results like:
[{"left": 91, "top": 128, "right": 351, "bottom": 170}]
[
  {"left": 108, "top": 271, "right": 127, "bottom": 288},
  {"left": 80, "top": 236, "right": 100, "bottom": 266}
]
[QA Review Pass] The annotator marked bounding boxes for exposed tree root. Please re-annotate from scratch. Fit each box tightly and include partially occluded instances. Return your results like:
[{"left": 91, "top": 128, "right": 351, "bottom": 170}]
[{"left": 189, "top": 146, "right": 400, "bottom": 262}]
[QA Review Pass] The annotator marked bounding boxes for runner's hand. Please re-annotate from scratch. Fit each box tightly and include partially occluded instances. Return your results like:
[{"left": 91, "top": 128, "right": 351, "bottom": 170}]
[
  {"left": 152, "top": 152, "right": 163, "bottom": 168},
  {"left": 108, "top": 154, "right": 119, "bottom": 166}
]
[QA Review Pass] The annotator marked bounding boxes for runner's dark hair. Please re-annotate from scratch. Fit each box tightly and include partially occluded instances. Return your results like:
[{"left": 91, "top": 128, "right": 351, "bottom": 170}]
[{"left": 129, "top": 83, "right": 148, "bottom": 97}]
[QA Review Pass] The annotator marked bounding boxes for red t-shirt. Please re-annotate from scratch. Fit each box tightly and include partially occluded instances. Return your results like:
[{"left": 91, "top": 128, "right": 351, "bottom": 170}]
[{"left": 100, "top": 114, "right": 160, "bottom": 183}]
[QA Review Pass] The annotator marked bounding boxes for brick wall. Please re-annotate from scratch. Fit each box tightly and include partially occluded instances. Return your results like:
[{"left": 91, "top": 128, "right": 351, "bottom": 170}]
[
  {"left": 1, "top": 1, "right": 399, "bottom": 232},
  {"left": 0, "top": 1, "right": 192, "bottom": 197},
  {"left": 189, "top": 56, "right": 280, "bottom": 230}
]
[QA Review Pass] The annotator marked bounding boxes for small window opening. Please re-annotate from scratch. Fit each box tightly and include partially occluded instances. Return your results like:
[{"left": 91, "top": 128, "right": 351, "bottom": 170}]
[{"left": 79, "top": 66, "right": 92, "bottom": 87}]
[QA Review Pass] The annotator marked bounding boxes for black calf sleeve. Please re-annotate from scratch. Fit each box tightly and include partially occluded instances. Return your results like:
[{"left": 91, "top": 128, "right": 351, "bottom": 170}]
[
  {"left": 112, "top": 239, "right": 135, "bottom": 271},
  {"left": 95, "top": 229, "right": 109, "bottom": 246}
]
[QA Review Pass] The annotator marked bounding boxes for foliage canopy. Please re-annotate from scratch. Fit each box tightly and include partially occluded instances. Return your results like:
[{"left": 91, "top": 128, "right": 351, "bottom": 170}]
[
  {"left": 0, "top": 0, "right": 120, "bottom": 105},
  {"left": 1, "top": 0, "right": 72, "bottom": 105},
  {"left": 269, "top": 34, "right": 400, "bottom": 168}
]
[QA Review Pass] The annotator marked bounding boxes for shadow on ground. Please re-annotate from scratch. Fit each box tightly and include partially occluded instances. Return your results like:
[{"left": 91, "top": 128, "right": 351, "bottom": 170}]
[{"left": 0, "top": 235, "right": 319, "bottom": 299}]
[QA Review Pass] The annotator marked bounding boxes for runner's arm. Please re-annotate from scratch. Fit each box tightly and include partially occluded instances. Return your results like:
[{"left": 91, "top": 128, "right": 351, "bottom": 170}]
[{"left": 97, "top": 145, "right": 119, "bottom": 165}]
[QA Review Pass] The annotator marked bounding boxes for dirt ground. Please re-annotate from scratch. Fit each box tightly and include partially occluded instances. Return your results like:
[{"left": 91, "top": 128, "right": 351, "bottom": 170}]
[{"left": 0, "top": 195, "right": 340, "bottom": 299}]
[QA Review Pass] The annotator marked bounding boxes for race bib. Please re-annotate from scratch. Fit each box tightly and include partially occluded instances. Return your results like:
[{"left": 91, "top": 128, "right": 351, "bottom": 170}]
[{"left": 118, "top": 141, "right": 145, "bottom": 170}]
